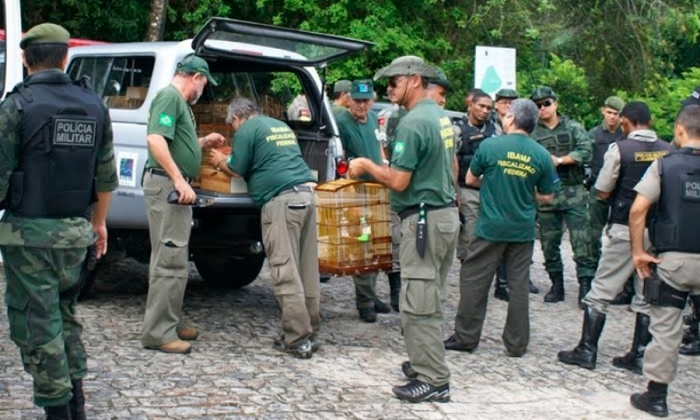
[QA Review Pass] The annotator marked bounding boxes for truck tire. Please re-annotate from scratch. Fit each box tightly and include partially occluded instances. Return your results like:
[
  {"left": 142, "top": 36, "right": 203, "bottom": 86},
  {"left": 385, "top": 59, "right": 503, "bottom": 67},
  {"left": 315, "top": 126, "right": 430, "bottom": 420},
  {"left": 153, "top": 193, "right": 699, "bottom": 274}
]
[{"left": 195, "top": 253, "right": 265, "bottom": 289}]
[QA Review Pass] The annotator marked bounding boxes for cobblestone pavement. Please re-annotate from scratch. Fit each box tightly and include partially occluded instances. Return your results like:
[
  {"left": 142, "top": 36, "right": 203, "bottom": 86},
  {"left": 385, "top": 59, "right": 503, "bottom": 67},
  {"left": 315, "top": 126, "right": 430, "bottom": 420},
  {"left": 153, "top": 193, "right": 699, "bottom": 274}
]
[{"left": 1, "top": 239, "right": 699, "bottom": 420}]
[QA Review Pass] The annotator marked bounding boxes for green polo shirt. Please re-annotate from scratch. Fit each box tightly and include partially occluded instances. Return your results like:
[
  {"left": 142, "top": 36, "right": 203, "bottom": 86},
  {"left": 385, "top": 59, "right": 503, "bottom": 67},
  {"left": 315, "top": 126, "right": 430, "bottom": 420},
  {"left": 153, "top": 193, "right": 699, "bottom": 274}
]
[
  {"left": 146, "top": 85, "right": 201, "bottom": 180},
  {"left": 336, "top": 109, "right": 383, "bottom": 181}
]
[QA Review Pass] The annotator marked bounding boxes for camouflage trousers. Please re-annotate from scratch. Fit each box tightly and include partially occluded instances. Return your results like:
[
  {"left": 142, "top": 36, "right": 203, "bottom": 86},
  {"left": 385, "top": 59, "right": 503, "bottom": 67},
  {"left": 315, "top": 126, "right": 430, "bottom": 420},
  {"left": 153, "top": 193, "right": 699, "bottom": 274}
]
[
  {"left": 588, "top": 186, "right": 610, "bottom": 268},
  {"left": 537, "top": 184, "right": 597, "bottom": 280},
  {"left": 1, "top": 245, "right": 87, "bottom": 407}
]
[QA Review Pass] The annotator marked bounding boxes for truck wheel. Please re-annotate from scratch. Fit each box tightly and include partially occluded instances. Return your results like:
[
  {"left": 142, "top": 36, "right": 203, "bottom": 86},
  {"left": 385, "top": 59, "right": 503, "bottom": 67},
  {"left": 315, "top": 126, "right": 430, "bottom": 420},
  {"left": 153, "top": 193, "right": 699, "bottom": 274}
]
[{"left": 195, "top": 253, "right": 265, "bottom": 289}]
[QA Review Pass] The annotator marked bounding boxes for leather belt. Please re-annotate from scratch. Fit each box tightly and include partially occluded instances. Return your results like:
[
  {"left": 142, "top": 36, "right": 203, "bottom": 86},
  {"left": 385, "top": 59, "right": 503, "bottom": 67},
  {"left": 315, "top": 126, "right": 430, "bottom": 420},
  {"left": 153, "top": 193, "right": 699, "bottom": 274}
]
[
  {"left": 277, "top": 184, "right": 314, "bottom": 197},
  {"left": 398, "top": 202, "right": 455, "bottom": 221},
  {"left": 145, "top": 167, "right": 191, "bottom": 184}
]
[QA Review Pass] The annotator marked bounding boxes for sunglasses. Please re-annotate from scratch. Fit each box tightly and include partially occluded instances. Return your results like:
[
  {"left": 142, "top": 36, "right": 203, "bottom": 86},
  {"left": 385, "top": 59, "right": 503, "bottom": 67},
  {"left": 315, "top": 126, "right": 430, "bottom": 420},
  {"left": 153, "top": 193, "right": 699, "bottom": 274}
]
[
  {"left": 537, "top": 99, "right": 555, "bottom": 109},
  {"left": 388, "top": 76, "right": 407, "bottom": 88}
]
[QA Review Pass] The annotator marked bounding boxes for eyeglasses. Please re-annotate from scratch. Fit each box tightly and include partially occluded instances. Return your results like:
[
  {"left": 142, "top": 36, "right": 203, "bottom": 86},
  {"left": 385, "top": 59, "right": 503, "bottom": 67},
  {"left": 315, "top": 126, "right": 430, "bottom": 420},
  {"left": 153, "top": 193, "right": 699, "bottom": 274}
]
[
  {"left": 388, "top": 76, "right": 406, "bottom": 88},
  {"left": 537, "top": 99, "right": 554, "bottom": 109}
]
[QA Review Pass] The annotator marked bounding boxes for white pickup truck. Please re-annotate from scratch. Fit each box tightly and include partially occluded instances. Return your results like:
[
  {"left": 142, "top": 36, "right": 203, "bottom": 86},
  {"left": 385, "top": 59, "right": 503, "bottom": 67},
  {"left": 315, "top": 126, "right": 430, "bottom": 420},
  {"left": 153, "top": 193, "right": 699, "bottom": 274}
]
[{"left": 61, "top": 18, "right": 372, "bottom": 292}]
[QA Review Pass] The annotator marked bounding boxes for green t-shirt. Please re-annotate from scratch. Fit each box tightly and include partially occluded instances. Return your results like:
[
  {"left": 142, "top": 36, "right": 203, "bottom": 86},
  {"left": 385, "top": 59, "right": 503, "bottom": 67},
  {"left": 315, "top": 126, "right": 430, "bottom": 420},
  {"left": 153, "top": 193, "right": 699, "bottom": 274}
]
[
  {"left": 227, "top": 115, "right": 316, "bottom": 208},
  {"left": 146, "top": 85, "right": 201, "bottom": 180},
  {"left": 389, "top": 99, "right": 456, "bottom": 213},
  {"left": 331, "top": 103, "right": 346, "bottom": 116},
  {"left": 336, "top": 109, "right": 383, "bottom": 181},
  {"left": 469, "top": 133, "right": 559, "bottom": 242}
]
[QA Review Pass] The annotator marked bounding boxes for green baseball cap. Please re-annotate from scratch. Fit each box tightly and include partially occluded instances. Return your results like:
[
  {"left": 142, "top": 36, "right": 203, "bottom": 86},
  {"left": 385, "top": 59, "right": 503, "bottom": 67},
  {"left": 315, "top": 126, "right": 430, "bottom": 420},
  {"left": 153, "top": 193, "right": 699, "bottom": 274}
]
[
  {"left": 350, "top": 79, "right": 374, "bottom": 100},
  {"left": 603, "top": 96, "right": 625, "bottom": 111},
  {"left": 333, "top": 80, "right": 352, "bottom": 94},
  {"left": 177, "top": 54, "right": 218, "bottom": 86},
  {"left": 373, "top": 56, "right": 439, "bottom": 81},
  {"left": 20, "top": 23, "right": 70, "bottom": 50},
  {"left": 530, "top": 86, "right": 558, "bottom": 102},
  {"left": 495, "top": 88, "right": 518, "bottom": 100},
  {"left": 429, "top": 68, "right": 452, "bottom": 91}
]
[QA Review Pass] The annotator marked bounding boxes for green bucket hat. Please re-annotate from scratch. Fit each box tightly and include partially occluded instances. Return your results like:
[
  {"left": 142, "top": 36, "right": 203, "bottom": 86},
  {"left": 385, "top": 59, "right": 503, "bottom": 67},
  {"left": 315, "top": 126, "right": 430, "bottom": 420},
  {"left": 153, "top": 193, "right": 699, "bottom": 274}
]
[
  {"left": 373, "top": 56, "right": 439, "bottom": 81},
  {"left": 530, "top": 86, "right": 558, "bottom": 102},
  {"left": 495, "top": 88, "right": 518, "bottom": 100},
  {"left": 177, "top": 54, "right": 218, "bottom": 86},
  {"left": 350, "top": 79, "right": 374, "bottom": 100},
  {"left": 20, "top": 23, "right": 70, "bottom": 50},
  {"left": 333, "top": 80, "right": 352, "bottom": 94}
]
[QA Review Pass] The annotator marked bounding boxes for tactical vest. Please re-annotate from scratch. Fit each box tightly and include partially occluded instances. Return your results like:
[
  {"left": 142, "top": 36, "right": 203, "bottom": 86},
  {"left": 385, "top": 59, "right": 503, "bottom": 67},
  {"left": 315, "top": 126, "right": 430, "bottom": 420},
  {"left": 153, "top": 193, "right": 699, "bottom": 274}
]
[
  {"left": 5, "top": 71, "right": 104, "bottom": 218},
  {"left": 534, "top": 118, "right": 583, "bottom": 186},
  {"left": 650, "top": 147, "right": 700, "bottom": 253},
  {"left": 609, "top": 139, "right": 672, "bottom": 225},
  {"left": 456, "top": 117, "right": 496, "bottom": 187},
  {"left": 590, "top": 125, "right": 624, "bottom": 181}
]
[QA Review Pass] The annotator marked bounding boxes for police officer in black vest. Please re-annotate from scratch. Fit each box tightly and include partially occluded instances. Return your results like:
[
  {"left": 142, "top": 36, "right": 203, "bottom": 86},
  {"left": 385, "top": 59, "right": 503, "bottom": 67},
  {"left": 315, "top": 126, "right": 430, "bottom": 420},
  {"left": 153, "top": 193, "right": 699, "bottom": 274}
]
[
  {"left": 0, "top": 23, "right": 117, "bottom": 420},
  {"left": 453, "top": 90, "right": 512, "bottom": 302},
  {"left": 557, "top": 102, "right": 673, "bottom": 374},
  {"left": 628, "top": 104, "right": 700, "bottom": 417}
]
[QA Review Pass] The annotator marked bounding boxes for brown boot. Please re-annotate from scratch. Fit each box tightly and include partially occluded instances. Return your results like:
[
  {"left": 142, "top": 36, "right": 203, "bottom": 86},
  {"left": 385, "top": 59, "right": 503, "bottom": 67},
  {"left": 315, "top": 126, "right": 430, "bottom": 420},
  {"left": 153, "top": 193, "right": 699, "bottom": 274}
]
[
  {"left": 147, "top": 339, "right": 192, "bottom": 354},
  {"left": 177, "top": 326, "right": 199, "bottom": 341}
]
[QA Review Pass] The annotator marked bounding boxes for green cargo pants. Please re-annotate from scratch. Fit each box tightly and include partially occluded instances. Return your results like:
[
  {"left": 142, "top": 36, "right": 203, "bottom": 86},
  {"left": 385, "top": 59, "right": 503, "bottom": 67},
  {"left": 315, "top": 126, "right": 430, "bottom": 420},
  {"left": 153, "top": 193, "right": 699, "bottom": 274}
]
[
  {"left": 353, "top": 273, "right": 378, "bottom": 309},
  {"left": 261, "top": 189, "right": 320, "bottom": 347},
  {"left": 141, "top": 172, "right": 193, "bottom": 348},
  {"left": 588, "top": 186, "right": 610, "bottom": 267},
  {"left": 400, "top": 206, "right": 459, "bottom": 388},
  {"left": 2, "top": 245, "right": 87, "bottom": 407},
  {"left": 537, "top": 184, "right": 596, "bottom": 280}
]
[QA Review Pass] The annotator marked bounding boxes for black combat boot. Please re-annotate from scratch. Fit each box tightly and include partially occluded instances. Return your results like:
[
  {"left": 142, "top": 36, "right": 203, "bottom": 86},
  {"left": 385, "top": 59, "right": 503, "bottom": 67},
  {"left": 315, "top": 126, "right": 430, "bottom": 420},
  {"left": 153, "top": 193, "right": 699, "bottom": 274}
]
[
  {"left": 45, "top": 404, "right": 72, "bottom": 420},
  {"left": 69, "top": 379, "right": 86, "bottom": 420},
  {"left": 544, "top": 272, "right": 565, "bottom": 303},
  {"left": 630, "top": 381, "right": 669, "bottom": 417},
  {"left": 388, "top": 272, "right": 401, "bottom": 312},
  {"left": 529, "top": 279, "right": 539, "bottom": 294},
  {"left": 557, "top": 306, "right": 607, "bottom": 369},
  {"left": 610, "top": 276, "right": 634, "bottom": 305},
  {"left": 612, "top": 313, "right": 651, "bottom": 375},
  {"left": 493, "top": 276, "right": 510, "bottom": 302},
  {"left": 577, "top": 276, "right": 593, "bottom": 309}
]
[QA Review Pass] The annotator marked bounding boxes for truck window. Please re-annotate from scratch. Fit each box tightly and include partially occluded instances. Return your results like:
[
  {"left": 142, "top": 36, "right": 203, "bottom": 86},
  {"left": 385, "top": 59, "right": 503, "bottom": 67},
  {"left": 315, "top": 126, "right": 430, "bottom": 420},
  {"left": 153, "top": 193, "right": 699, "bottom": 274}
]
[
  {"left": 67, "top": 55, "right": 155, "bottom": 109},
  {"left": 203, "top": 71, "right": 310, "bottom": 123}
]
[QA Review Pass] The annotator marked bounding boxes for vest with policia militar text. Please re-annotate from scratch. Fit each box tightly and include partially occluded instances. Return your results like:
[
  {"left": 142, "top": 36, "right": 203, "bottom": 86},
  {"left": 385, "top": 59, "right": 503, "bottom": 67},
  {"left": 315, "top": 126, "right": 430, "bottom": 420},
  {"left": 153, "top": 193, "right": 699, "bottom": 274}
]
[
  {"left": 609, "top": 138, "right": 672, "bottom": 225},
  {"left": 650, "top": 147, "right": 700, "bottom": 253},
  {"left": 5, "top": 71, "right": 104, "bottom": 218}
]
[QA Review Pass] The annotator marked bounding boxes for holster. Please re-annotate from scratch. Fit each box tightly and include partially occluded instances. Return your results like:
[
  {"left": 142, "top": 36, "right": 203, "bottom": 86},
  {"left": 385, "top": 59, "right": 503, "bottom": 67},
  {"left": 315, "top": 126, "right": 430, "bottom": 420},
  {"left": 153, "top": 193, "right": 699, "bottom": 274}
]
[{"left": 643, "top": 267, "right": 689, "bottom": 309}]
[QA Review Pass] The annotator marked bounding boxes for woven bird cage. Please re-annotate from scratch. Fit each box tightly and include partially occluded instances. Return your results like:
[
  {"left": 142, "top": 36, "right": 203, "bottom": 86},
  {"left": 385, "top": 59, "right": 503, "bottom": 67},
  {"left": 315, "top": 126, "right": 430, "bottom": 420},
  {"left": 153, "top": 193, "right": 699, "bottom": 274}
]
[{"left": 316, "top": 179, "right": 392, "bottom": 276}]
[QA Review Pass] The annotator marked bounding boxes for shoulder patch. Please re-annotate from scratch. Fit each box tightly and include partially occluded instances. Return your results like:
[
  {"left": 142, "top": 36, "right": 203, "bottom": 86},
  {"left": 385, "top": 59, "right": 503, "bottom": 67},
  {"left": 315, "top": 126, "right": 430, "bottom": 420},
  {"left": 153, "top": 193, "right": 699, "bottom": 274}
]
[
  {"left": 393, "top": 142, "right": 405, "bottom": 154},
  {"left": 158, "top": 113, "right": 174, "bottom": 128}
]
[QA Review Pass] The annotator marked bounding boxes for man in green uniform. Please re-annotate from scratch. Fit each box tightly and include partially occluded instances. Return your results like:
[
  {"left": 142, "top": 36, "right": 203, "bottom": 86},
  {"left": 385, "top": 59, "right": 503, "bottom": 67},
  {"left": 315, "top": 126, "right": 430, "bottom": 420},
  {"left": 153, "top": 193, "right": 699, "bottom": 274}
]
[
  {"left": 209, "top": 97, "right": 320, "bottom": 359},
  {"left": 331, "top": 80, "right": 352, "bottom": 116},
  {"left": 141, "top": 54, "right": 225, "bottom": 355},
  {"left": 336, "top": 79, "right": 392, "bottom": 322},
  {"left": 348, "top": 56, "right": 458, "bottom": 403},
  {"left": 530, "top": 87, "right": 595, "bottom": 308},
  {"left": 446, "top": 99, "right": 557, "bottom": 356},
  {"left": 0, "top": 23, "right": 118, "bottom": 420}
]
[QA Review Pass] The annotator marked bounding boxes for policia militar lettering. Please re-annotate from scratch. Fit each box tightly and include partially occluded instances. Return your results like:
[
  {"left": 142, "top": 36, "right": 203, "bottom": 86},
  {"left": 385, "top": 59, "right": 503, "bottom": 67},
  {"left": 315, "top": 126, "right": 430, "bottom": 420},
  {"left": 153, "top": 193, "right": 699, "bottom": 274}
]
[{"left": 0, "top": 23, "right": 118, "bottom": 420}]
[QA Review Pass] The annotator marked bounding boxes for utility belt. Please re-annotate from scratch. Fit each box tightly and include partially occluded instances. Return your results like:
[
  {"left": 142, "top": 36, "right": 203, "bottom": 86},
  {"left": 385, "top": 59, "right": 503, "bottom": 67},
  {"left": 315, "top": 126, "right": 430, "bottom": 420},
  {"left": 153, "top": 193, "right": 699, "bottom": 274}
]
[
  {"left": 398, "top": 201, "right": 455, "bottom": 221},
  {"left": 144, "top": 167, "right": 192, "bottom": 184},
  {"left": 277, "top": 184, "right": 314, "bottom": 197},
  {"left": 643, "top": 265, "right": 689, "bottom": 309}
]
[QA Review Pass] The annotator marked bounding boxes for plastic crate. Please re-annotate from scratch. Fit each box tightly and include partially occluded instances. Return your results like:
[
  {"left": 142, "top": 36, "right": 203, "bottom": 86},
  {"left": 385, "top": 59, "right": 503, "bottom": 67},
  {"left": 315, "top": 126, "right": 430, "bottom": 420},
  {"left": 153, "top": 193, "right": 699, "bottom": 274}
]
[{"left": 316, "top": 179, "right": 392, "bottom": 276}]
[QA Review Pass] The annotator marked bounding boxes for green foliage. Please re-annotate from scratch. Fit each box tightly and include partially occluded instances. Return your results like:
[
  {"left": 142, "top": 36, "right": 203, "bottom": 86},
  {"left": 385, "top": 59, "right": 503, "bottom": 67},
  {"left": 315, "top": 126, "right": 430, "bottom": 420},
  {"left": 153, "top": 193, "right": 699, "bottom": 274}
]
[{"left": 18, "top": 0, "right": 700, "bottom": 130}]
